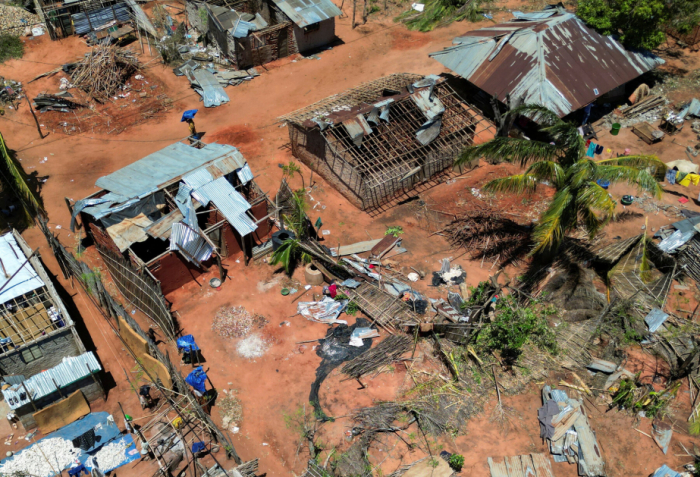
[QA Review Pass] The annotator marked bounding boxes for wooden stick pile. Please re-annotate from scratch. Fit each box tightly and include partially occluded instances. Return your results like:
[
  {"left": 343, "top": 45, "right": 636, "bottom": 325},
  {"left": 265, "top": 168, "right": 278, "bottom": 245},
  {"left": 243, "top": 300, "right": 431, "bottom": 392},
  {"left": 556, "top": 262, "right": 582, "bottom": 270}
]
[
  {"left": 341, "top": 334, "right": 411, "bottom": 378},
  {"left": 71, "top": 44, "right": 139, "bottom": 102}
]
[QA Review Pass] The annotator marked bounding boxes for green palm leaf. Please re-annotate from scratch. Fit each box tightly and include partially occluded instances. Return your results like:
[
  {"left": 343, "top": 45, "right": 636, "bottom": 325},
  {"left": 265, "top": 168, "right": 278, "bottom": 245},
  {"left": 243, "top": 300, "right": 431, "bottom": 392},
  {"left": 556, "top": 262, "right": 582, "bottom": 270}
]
[
  {"left": 455, "top": 105, "right": 665, "bottom": 255},
  {"left": 456, "top": 137, "right": 559, "bottom": 167},
  {"left": 595, "top": 165, "right": 663, "bottom": 198},
  {"left": 483, "top": 174, "right": 539, "bottom": 194}
]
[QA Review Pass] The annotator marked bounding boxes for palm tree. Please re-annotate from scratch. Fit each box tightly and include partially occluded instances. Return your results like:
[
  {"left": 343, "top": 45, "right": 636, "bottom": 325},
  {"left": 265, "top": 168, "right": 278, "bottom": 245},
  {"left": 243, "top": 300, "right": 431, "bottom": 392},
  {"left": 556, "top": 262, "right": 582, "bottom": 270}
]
[{"left": 456, "top": 105, "right": 666, "bottom": 256}]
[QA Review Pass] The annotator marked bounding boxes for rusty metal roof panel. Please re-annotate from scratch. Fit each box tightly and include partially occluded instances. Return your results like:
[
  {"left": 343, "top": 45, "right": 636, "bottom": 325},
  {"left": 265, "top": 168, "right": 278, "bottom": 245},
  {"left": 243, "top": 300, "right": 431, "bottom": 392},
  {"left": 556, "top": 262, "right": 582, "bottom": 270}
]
[
  {"left": 271, "top": 0, "right": 341, "bottom": 27},
  {"left": 430, "top": 10, "right": 664, "bottom": 117}
]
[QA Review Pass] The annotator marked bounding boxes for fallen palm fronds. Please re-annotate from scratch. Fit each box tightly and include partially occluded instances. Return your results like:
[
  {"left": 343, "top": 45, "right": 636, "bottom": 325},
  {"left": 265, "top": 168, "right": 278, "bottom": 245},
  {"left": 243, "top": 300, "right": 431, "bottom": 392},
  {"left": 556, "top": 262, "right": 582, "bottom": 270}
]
[
  {"left": 70, "top": 44, "right": 139, "bottom": 102},
  {"left": 442, "top": 209, "right": 531, "bottom": 266},
  {"left": 341, "top": 335, "right": 412, "bottom": 379}
]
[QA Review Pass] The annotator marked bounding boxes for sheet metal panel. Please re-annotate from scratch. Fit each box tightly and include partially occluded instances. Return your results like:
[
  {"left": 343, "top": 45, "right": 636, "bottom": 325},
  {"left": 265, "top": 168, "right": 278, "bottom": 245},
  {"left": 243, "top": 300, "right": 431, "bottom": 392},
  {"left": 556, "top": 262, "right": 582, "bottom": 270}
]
[
  {"left": 645, "top": 308, "right": 669, "bottom": 333},
  {"left": 95, "top": 142, "right": 241, "bottom": 200},
  {"left": 0, "top": 232, "right": 45, "bottom": 305},
  {"left": 1, "top": 352, "right": 101, "bottom": 410},
  {"left": 430, "top": 10, "right": 664, "bottom": 117},
  {"left": 169, "top": 223, "right": 214, "bottom": 265},
  {"left": 237, "top": 164, "right": 254, "bottom": 184},
  {"left": 271, "top": 0, "right": 341, "bottom": 27},
  {"left": 196, "top": 178, "right": 257, "bottom": 236},
  {"left": 192, "top": 69, "right": 230, "bottom": 108}
]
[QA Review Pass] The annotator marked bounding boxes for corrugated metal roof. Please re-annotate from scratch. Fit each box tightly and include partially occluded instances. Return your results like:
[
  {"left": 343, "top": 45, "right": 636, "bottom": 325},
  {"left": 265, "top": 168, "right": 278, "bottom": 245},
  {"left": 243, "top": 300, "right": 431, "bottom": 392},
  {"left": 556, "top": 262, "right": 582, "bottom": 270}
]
[
  {"left": 170, "top": 223, "right": 215, "bottom": 265},
  {"left": 1, "top": 352, "right": 101, "bottom": 410},
  {"left": 237, "top": 164, "right": 254, "bottom": 184},
  {"left": 0, "top": 232, "right": 45, "bottom": 305},
  {"left": 429, "top": 10, "right": 665, "bottom": 117},
  {"left": 196, "top": 178, "right": 257, "bottom": 236},
  {"left": 95, "top": 142, "right": 242, "bottom": 200},
  {"left": 411, "top": 87, "right": 445, "bottom": 121},
  {"left": 183, "top": 168, "right": 215, "bottom": 190},
  {"left": 271, "top": 0, "right": 341, "bottom": 27}
]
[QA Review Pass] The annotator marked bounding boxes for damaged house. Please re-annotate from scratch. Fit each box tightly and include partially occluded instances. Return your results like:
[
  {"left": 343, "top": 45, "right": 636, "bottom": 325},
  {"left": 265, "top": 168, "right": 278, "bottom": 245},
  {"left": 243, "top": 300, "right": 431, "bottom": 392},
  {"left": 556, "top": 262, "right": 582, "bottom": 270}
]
[
  {"left": 0, "top": 231, "right": 102, "bottom": 430},
  {"left": 35, "top": 0, "right": 156, "bottom": 42},
  {"left": 72, "top": 140, "right": 274, "bottom": 294},
  {"left": 187, "top": 0, "right": 341, "bottom": 69},
  {"left": 279, "top": 73, "right": 495, "bottom": 210},
  {"left": 429, "top": 6, "right": 665, "bottom": 118}
]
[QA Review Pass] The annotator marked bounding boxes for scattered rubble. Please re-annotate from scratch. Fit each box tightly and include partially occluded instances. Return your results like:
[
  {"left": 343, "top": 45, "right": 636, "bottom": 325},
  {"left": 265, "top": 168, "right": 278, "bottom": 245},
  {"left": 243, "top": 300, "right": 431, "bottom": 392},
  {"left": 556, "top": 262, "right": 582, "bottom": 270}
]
[
  {"left": 236, "top": 332, "right": 271, "bottom": 359},
  {"left": 0, "top": 438, "right": 80, "bottom": 477},
  {"left": 0, "top": 4, "right": 40, "bottom": 36},
  {"left": 212, "top": 306, "right": 267, "bottom": 339}
]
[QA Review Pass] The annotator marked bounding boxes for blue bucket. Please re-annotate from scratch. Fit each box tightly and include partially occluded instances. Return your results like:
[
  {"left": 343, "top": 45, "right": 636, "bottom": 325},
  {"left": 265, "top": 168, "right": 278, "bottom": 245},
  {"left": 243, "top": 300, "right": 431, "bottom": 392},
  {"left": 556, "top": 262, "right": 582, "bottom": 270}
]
[{"left": 597, "top": 179, "right": 610, "bottom": 189}]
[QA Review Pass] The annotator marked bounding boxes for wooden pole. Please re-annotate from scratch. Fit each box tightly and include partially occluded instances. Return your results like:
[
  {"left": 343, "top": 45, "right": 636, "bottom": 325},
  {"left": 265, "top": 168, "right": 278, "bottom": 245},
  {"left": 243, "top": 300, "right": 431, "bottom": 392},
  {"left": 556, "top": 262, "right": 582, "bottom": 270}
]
[
  {"left": 50, "top": 377, "right": 64, "bottom": 399},
  {"left": 86, "top": 362, "right": 106, "bottom": 400},
  {"left": 25, "top": 96, "right": 44, "bottom": 139},
  {"left": 352, "top": 0, "right": 356, "bottom": 28},
  {"left": 21, "top": 381, "right": 37, "bottom": 412}
]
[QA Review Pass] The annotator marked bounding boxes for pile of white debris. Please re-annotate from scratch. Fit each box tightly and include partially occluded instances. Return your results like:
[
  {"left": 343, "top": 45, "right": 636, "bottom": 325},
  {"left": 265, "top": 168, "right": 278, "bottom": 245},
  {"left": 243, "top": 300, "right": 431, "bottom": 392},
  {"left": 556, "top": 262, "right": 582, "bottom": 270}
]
[{"left": 0, "top": 438, "right": 81, "bottom": 477}]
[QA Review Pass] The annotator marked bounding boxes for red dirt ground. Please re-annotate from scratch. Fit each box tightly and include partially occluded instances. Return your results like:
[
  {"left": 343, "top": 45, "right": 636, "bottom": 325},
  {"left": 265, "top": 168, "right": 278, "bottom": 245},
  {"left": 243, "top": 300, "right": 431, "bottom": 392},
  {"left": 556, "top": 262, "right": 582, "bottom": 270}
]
[{"left": 2, "top": 2, "right": 700, "bottom": 477}]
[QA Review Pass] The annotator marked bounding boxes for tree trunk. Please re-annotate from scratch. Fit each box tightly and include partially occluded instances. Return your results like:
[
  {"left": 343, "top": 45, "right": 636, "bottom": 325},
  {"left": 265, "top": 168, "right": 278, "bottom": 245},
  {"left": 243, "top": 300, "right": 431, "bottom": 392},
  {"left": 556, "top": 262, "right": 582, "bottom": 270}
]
[
  {"left": 362, "top": 0, "right": 368, "bottom": 24},
  {"left": 352, "top": 0, "right": 357, "bottom": 28}
]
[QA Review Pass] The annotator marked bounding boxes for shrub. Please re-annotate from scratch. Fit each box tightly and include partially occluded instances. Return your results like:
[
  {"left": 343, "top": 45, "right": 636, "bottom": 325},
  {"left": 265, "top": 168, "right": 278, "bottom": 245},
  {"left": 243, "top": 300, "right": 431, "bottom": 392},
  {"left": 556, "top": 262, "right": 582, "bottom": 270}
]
[
  {"left": 0, "top": 35, "right": 24, "bottom": 63},
  {"left": 449, "top": 454, "right": 464, "bottom": 471}
]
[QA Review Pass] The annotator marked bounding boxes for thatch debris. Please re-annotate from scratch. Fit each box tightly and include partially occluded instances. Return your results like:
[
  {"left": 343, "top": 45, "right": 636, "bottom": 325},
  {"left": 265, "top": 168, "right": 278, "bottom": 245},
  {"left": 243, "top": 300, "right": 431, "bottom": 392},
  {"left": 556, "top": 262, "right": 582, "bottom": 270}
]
[
  {"left": 70, "top": 45, "right": 139, "bottom": 102},
  {"left": 442, "top": 209, "right": 531, "bottom": 266},
  {"left": 341, "top": 335, "right": 412, "bottom": 379}
]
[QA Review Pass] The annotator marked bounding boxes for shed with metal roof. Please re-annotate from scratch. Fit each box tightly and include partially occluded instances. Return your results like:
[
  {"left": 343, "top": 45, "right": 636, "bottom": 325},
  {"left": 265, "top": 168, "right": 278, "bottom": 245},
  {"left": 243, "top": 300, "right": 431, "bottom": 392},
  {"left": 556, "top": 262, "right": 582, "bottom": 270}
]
[{"left": 429, "top": 6, "right": 664, "bottom": 117}]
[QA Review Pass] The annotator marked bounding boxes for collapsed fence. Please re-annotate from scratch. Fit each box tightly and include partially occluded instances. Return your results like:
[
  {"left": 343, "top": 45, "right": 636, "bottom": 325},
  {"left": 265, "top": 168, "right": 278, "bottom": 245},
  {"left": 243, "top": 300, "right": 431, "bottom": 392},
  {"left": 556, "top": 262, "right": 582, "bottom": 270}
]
[{"left": 36, "top": 216, "right": 241, "bottom": 466}]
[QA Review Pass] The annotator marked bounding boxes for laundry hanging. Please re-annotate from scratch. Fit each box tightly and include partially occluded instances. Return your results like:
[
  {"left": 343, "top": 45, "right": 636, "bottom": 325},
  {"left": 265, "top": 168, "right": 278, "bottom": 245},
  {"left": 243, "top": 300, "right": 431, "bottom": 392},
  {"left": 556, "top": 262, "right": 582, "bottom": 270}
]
[
  {"left": 666, "top": 169, "right": 677, "bottom": 185},
  {"left": 594, "top": 144, "right": 604, "bottom": 155},
  {"left": 586, "top": 142, "right": 596, "bottom": 158}
]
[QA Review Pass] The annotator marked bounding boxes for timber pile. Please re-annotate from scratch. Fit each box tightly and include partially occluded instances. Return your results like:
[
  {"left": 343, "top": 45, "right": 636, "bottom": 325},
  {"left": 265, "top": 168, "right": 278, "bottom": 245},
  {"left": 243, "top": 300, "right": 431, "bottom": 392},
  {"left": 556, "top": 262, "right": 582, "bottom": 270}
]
[
  {"left": 617, "top": 94, "right": 665, "bottom": 118},
  {"left": 443, "top": 210, "right": 531, "bottom": 266},
  {"left": 70, "top": 45, "right": 139, "bottom": 102}
]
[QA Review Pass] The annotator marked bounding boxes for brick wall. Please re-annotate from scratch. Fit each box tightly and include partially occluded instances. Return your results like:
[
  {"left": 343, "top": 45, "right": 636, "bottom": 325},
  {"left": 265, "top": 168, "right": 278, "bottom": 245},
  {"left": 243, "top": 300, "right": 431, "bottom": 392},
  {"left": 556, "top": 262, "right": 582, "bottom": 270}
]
[{"left": 0, "top": 328, "right": 82, "bottom": 377}]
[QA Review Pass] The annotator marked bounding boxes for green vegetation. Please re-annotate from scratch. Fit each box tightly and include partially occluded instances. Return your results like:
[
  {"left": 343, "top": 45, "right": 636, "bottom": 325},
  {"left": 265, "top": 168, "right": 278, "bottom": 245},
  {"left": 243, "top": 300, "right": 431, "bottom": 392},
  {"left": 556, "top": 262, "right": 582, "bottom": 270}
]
[
  {"left": 475, "top": 293, "right": 557, "bottom": 361},
  {"left": 0, "top": 35, "right": 24, "bottom": 64},
  {"left": 427, "top": 458, "right": 440, "bottom": 468},
  {"left": 282, "top": 160, "right": 305, "bottom": 188},
  {"left": 449, "top": 454, "right": 465, "bottom": 471},
  {"left": 457, "top": 105, "right": 666, "bottom": 257},
  {"left": 611, "top": 375, "right": 680, "bottom": 418},
  {"left": 269, "top": 189, "right": 311, "bottom": 274},
  {"left": 198, "top": 7, "right": 208, "bottom": 25},
  {"left": 577, "top": 0, "right": 700, "bottom": 50},
  {"left": 334, "top": 292, "right": 359, "bottom": 315},
  {"left": 396, "top": 0, "right": 493, "bottom": 32},
  {"left": 385, "top": 225, "right": 404, "bottom": 237},
  {"left": 0, "top": 132, "right": 43, "bottom": 224}
]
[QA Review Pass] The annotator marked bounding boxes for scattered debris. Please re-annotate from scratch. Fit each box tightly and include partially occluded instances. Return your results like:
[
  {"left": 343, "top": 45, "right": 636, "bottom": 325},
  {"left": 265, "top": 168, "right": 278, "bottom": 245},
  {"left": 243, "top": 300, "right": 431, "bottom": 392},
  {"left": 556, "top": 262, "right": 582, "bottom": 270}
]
[
  {"left": 297, "top": 297, "right": 348, "bottom": 324},
  {"left": 341, "top": 334, "right": 411, "bottom": 379},
  {"left": 0, "top": 438, "right": 80, "bottom": 477},
  {"left": 33, "top": 94, "right": 86, "bottom": 112},
  {"left": 236, "top": 333, "right": 271, "bottom": 359},
  {"left": 212, "top": 306, "right": 267, "bottom": 339},
  {"left": 219, "top": 389, "right": 243, "bottom": 432}
]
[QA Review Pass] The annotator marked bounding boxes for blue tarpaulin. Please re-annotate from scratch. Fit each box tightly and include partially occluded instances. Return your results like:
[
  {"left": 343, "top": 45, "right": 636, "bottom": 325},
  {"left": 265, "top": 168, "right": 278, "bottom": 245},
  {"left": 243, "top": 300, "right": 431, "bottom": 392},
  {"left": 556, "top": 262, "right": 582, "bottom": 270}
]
[
  {"left": 181, "top": 109, "right": 198, "bottom": 121},
  {"left": 186, "top": 366, "right": 208, "bottom": 393},
  {"left": 192, "top": 442, "right": 206, "bottom": 453},
  {"left": 176, "top": 334, "right": 200, "bottom": 352}
]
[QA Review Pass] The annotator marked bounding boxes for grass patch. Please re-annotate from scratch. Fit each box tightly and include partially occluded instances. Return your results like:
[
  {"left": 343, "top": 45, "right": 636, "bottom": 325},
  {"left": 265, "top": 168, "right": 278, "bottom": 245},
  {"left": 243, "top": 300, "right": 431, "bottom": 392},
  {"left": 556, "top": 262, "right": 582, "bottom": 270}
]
[{"left": 0, "top": 35, "right": 23, "bottom": 63}]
